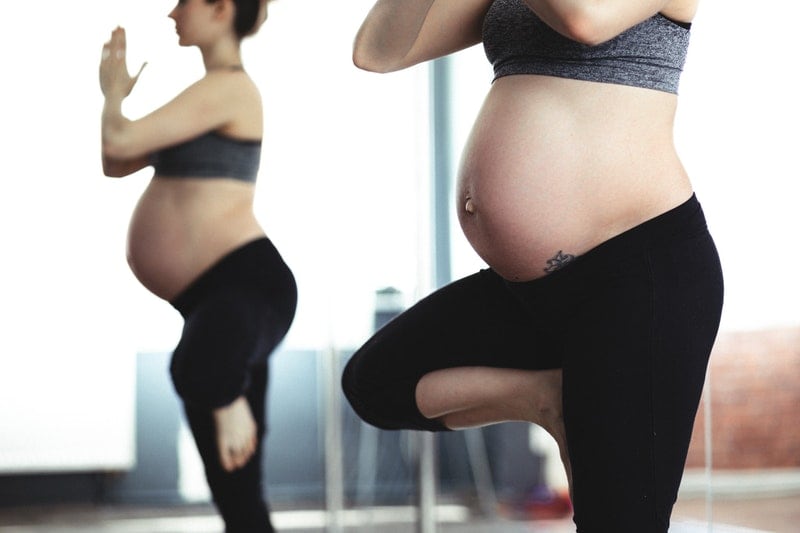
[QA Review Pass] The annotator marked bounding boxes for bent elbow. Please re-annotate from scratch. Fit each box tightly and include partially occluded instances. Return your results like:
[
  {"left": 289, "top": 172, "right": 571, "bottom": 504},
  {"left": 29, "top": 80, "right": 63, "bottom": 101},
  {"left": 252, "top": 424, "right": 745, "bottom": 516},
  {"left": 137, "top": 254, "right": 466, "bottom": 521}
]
[
  {"left": 102, "top": 166, "right": 126, "bottom": 179},
  {"left": 101, "top": 132, "right": 136, "bottom": 161},
  {"left": 101, "top": 142, "right": 139, "bottom": 178},
  {"left": 352, "top": 33, "right": 406, "bottom": 73},
  {"left": 102, "top": 140, "right": 122, "bottom": 162},
  {"left": 352, "top": 47, "right": 395, "bottom": 74},
  {"left": 101, "top": 153, "right": 127, "bottom": 178},
  {"left": 559, "top": 9, "right": 615, "bottom": 46},
  {"left": 101, "top": 116, "right": 142, "bottom": 160},
  {"left": 352, "top": 47, "right": 378, "bottom": 72}
]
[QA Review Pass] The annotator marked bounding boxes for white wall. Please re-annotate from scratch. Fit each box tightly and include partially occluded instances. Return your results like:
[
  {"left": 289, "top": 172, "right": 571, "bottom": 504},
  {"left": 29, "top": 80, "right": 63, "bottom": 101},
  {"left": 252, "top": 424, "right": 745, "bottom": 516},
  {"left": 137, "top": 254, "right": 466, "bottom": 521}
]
[{"left": 677, "top": 1, "right": 800, "bottom": 331}]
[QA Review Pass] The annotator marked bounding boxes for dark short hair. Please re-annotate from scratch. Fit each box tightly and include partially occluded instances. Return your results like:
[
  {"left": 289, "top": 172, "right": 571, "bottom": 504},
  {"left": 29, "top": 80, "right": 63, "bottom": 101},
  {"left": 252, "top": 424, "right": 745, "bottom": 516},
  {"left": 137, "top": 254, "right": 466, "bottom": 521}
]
[{"left": 207, "top": 0, "right": 262, "bottom": 38}]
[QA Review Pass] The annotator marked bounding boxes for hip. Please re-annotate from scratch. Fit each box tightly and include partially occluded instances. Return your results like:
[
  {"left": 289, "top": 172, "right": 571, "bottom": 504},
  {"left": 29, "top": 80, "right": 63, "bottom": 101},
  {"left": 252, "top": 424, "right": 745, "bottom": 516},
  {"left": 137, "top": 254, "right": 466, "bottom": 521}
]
[
  {"left": 170, "top": 236, "right": 297, "bottom": 324},
  {"left": 503, "top": 193, "right": 724, "bottom": 323}
]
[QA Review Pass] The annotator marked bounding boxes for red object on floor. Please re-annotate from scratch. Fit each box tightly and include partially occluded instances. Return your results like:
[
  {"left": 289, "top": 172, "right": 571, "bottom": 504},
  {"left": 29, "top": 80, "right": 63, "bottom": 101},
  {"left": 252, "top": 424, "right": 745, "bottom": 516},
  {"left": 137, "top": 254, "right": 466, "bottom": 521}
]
[{"left": 524, "top": 489, "right": 573, "bottom": 520}]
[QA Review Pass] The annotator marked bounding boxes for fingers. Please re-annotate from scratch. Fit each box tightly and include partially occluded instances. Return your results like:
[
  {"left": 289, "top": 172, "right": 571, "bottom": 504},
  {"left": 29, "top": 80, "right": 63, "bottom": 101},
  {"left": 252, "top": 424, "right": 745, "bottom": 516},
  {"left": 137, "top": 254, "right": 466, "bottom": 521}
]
[
  {"left": 103, "top": 26, "right": 128, "bottom": 55},
  {"left": 101, "top": 27, "right": 127, "bottom": 59},
  {"left": 110, "top": 26, "right": 125, "bottom": 45},
  {"left": 112, "top": 27, "right": 126, "bottom": 59},
  {"left": 117, "top": 26, "right": 127, "bottom": 48}
]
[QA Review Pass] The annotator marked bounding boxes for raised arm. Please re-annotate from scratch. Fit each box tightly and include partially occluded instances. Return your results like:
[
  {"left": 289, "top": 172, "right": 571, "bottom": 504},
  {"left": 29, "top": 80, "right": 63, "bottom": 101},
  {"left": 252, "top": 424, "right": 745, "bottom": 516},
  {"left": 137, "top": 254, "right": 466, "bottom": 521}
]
[
  {"left": 353, "top": 0, "right": 494, "bottom": 73},
  {"left": 99, "top": 27, "right": 252, "bottom": 177},
  {"left": 99, "top": 27, "right": 149, "bottom": 177},
  {"left": 523, "top": 0, "right": 697, "bottom": 45}
]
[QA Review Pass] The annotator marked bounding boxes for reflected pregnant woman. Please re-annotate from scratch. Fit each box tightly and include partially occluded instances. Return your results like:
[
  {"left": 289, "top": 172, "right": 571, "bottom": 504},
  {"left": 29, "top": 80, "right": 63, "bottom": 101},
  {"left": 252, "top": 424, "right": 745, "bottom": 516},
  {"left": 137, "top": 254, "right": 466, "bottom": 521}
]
[{"left": 99, "top": 1, "right": 294, "bottom": 531}]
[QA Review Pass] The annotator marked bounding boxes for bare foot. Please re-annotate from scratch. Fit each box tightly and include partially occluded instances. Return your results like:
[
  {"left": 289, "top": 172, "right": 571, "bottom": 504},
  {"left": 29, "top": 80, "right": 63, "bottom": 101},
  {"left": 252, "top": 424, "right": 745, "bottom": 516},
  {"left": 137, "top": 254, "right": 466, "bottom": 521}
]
[
  {"left": 212, "top": 396, "right": 257, "bottom": 472},
  {"left": 523, "top": 370, "right": 574, "bottom": 502},
  {"left": 416, "top": 366, "right": 574, "bottom": 498},
  {"left": 539, "top": 408, "right": 574, "bottom": 502}
]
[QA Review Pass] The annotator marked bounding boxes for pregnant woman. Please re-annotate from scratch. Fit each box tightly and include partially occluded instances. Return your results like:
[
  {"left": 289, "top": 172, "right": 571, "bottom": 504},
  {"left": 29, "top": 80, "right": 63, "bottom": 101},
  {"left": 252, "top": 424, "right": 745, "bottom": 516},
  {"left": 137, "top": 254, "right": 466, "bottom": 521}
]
[
  {"left": 99, "top": 1, "right": 295, "bottom": 531},
  {"left": 341, "top": 0, "right": 723, "bottom": 530}
]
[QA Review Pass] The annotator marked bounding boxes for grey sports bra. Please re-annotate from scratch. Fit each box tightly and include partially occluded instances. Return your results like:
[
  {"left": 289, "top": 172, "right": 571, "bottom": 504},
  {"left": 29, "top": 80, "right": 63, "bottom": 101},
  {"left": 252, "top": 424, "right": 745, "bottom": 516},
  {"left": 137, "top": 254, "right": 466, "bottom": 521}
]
[
  {"left": 151, "top": 131, "right": 261, "bottom": 183},
  {"left": 483, "top": 0, "right": 691, "bottom": 94}
]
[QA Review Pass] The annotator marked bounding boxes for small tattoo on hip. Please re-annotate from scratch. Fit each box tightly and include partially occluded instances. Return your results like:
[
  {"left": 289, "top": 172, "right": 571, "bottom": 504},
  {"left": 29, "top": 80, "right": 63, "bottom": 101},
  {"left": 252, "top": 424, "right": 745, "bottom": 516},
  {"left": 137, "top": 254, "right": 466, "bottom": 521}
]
[{"left": 544, "top": 250, "right": 576, "bottom": 274}]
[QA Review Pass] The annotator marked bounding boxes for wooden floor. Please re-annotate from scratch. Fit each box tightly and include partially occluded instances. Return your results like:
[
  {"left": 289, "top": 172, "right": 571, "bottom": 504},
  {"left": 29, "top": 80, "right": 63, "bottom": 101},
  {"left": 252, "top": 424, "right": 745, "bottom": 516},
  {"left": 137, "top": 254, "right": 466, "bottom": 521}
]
[{"left": 0, "top": 496, "right": 797, "bottom": 533}]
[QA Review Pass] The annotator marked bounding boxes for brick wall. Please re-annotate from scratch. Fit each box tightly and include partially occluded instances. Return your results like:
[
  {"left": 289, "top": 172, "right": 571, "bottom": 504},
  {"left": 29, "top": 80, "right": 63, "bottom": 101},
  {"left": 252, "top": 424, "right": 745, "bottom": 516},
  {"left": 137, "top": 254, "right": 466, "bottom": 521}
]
[{"left": 686, "top": 326, "right": 800, "bottom": 469}]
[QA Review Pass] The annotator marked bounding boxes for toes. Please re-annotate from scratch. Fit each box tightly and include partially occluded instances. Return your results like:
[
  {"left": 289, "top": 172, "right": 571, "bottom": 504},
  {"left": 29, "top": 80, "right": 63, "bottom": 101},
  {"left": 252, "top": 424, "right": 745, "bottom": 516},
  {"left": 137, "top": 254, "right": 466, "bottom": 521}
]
[
  {"left": 220, "top": 447, "right": 243, "bottom": 472},
  {"left": 229, "top": 447, "right": 245, "bottom": 471},
  {"left": 235, "top": 443, "right": 254, "bottom": 469},
  {"left": 213, "top": 396, "right": 258, "bottom": 472},
  {"left": 219, "top": 436, "right": 257, "bottom": 472},
  {"left": 219, "top": 446, "right": 236, "bottom": 472}
]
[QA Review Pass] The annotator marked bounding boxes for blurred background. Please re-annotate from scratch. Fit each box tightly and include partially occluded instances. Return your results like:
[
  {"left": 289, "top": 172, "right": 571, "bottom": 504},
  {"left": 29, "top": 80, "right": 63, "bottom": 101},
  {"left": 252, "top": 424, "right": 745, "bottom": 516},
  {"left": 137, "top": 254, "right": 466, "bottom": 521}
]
[{"left": 0, "top": 0, "right": 797, "bottom": 531}]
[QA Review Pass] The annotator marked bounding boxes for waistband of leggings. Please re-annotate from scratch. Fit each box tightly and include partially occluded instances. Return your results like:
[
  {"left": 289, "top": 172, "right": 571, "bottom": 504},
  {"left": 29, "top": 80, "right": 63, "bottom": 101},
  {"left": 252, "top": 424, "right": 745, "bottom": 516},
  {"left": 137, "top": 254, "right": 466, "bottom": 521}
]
[
  {"left": 170, "top": 237, "right": 292, "bottom": 315},
  {"left": 578, "top": 192, "right": 705, "bottom": 266},
  {"left": 505, "top": 193, "right": 708, "bottom": 294}
]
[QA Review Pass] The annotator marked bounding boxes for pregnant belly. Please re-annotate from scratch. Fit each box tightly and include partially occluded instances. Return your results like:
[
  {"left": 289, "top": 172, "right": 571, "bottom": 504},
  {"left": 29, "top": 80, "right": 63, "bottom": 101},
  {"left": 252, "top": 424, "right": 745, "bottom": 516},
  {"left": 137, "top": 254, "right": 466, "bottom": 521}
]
[
  {"left": 126, "top": 208, "right": 198, "bottom": 301},
  {"left": 456, "top": 77, "right": 692, "bottom": 282},
  {"left": 126, "top": 181, "right": 264, "bottom": 301},
  {"left": 457, "top": 160, "right": 604, "bottom": 282}
]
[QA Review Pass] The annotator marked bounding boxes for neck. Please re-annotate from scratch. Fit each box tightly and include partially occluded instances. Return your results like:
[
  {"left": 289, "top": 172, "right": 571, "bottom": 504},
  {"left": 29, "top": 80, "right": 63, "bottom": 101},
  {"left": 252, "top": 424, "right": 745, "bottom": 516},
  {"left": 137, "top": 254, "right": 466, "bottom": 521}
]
[
  {"left": 209, "top": 64, "right": 244, "bottom": 72},
  {"left": 200, "top": 38, "right": 243, "bottom": 72}
]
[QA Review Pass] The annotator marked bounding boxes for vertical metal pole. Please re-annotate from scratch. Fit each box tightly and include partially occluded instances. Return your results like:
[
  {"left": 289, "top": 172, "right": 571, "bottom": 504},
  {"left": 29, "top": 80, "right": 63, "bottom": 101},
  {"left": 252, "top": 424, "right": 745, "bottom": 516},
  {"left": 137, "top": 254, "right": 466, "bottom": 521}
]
[
  {"left": 416, "top": 431, "right": 438, "bottom": 533},
  {"left": 323, "top": 346, "right": 344, "bottom": 533},
  {"left": 704, "top": 366, "right": 714, "bottom": 532},
  {"left": 430, "top": 59, "right": 453, "bottom": 289},
  {"left": 415, "top": 54, "right": 454, "bottom": 533},
  {"left": 464, "top": 428, "right": 498, "bottom": 517}
]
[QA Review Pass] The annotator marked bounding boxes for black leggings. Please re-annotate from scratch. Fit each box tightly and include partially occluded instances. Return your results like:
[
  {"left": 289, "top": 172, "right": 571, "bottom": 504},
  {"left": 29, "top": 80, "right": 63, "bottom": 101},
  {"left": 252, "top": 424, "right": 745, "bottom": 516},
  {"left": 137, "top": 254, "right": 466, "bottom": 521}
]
[
  {"left": 170, "top": 238, "right": 297, "bottom": 533},
  {"left": 342, "top": 195, "right": 723, "bottom": 532}
]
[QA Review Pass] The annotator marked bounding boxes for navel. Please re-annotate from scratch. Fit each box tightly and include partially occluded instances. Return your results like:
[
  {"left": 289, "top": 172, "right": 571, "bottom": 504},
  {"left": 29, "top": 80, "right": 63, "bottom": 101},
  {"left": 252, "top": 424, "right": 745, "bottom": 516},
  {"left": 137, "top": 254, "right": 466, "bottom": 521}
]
[{"left": 464, "top": 196, "right": 476, "bottom": 214}]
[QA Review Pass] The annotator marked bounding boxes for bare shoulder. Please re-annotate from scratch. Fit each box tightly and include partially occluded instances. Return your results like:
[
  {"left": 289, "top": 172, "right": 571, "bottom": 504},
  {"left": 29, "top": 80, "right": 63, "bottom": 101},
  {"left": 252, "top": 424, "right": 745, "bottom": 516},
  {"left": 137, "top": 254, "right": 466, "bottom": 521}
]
[
  {"left": 200, "top": 70, "right": 262, "bottom": 138},
  {"left": 187, "top": 70, "right": 262, "bottom": 114},
  {"left": 196, "top": 69, "right": 259, "bottom": 97},
  {"left": 354, "top": 0, "right": 495, "bottom": 73}
]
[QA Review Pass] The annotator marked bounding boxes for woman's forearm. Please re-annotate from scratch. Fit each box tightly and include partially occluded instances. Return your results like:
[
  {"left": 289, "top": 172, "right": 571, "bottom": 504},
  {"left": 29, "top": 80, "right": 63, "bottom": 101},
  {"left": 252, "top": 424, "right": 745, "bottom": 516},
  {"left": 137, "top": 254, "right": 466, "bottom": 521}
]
[
  {"left": 522, "top": 0, "right": 669, "bottom": 45},
  {"left": 101, "top": 94, "right": 133, "bottom": 159},
  {"left": 102, "top": 153, "right": 149, "bottom": 178},
  {"left": 353, "top": 0, "right": 436, "bottom": 72}
]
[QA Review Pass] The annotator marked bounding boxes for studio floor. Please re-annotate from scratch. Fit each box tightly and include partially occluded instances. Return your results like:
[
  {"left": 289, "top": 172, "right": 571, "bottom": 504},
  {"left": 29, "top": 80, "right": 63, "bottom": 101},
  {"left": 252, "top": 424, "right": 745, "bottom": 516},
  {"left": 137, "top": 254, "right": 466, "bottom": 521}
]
[{"left": 0, "top": 495, "right": 797, "bottom": 533}]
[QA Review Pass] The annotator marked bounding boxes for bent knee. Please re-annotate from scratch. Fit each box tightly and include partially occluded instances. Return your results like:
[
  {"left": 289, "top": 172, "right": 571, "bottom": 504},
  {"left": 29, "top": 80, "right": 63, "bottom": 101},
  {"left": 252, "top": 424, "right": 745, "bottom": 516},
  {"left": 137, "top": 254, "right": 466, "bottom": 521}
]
[
  {"left": 340, "top": 360, "right": 383, "bottom": 427},
  {"left": 169, "top": 357, "right": 208, "bottom": 404},
  {"left": 170, "top": 354, "right": 240, "bottom": 408},
  {"left": 341, "top": 359, "right": 446, "bottom": 432},
  {"left": 341, "top": 358, "right": 401, "bottom": 430}
]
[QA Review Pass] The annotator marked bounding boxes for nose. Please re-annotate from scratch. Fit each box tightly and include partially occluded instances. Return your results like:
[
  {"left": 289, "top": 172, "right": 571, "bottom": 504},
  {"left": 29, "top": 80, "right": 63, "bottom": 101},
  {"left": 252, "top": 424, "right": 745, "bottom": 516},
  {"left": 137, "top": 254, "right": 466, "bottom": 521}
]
[{"left": 168, "top": 4, "right": 178, "bottom": 21}]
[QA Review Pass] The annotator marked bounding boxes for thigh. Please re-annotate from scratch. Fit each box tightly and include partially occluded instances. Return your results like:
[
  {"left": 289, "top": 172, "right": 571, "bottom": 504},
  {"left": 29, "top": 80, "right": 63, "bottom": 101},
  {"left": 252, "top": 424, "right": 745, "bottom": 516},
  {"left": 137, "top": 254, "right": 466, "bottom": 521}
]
[
  {"left": 349, "top": 269, "right": 559, "bottom": 380},
  {"left": 563, "top": 233, "right": 723, "bottom": 531},
  {"left": 342, "top": 269, "right": 559, "bottom": 430},
  {"left": 171, "top": 288, "right": 277, "bottom": 409}
]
